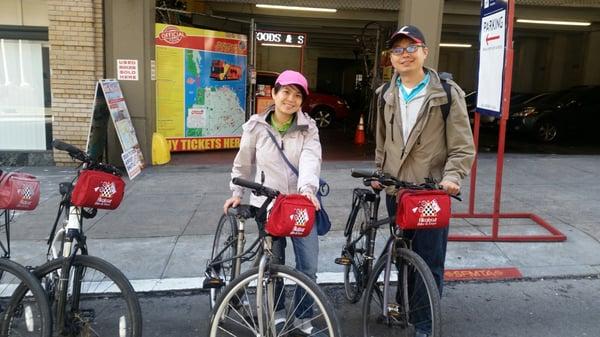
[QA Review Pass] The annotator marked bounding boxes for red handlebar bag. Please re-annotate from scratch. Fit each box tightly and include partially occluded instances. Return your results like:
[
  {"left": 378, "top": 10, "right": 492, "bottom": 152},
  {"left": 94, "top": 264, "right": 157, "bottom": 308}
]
[
  {"left": 71, "top": 170, "right": 125, "bottom": 210},
  {"left": 396, "top": 189, "right": 451, "bottom": 230},
  {"left": 266, "top": 194, "right": 316, "bottom": 237},
  {"left": 0, "top": 172, "right": 41, "bottom": 210}
]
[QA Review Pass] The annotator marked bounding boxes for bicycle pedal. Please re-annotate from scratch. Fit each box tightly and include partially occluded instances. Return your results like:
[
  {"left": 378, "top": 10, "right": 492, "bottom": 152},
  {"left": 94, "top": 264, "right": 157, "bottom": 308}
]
[
  {"left": 334, "top": 256, "right": 352, "bottom": 266},
  {"left": 203, "top": 277, "right": 225, "bottom": 289}
]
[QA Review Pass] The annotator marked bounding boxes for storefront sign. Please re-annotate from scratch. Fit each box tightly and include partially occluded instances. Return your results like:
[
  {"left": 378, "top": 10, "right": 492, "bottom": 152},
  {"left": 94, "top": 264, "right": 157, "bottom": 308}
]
[
  {"left": 476, "top": 0, "right": 507, "bottom": 117},
  {"left": 155, "top": 24, "right": 247, "bottom": 152},
  {"left": 117, "top": 59, "right": 139, "bottom": 81},
  {"left": 255, "top": 30, "right": 306, "bottom": 47}
]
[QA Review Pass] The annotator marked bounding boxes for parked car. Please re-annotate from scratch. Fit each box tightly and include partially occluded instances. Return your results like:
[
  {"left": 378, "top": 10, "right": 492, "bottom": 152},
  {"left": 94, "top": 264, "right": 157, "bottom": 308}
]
[
  {"left": 466, "top": 91, "right": 539, "bottom": 127},
  {"left": 256, "top": 71, "right": 351, "bottom": 128},
  {"left": 508, "top": 85, "right": 600, "bottom": 143}
]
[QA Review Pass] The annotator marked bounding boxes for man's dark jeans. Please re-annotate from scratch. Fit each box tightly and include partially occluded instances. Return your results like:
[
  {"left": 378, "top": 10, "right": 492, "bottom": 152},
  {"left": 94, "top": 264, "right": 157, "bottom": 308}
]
[{"left": 386, "top": 195, "right": 449, "bottom": 333}]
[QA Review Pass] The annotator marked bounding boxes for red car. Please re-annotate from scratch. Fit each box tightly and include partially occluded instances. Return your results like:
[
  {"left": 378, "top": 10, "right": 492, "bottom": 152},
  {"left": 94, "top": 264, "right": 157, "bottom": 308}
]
[{"left": 256, "top": 71, "right": 351, "bottom": 128}]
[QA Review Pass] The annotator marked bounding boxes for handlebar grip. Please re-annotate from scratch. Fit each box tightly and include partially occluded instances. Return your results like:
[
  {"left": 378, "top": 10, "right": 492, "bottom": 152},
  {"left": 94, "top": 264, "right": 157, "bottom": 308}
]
[
  {"left": 52, "top": 139, "right": 81, "bottom": 153},
  {"left": 231, "top": 178, "right": 279, "bottom": 198},
  {"left": 351, "top": 169, "right": 378, "bottom": 178}
]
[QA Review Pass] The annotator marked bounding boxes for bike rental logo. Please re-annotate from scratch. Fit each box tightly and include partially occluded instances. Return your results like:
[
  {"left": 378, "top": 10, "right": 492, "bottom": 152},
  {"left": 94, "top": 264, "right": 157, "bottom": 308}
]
[
  {"left": 17, "top": 184, "right": 35, "bottom": 206},
  {"left": 94, "top": 181, "right": 118, "bottom": 207},
  {"left": 290, "top": 207, "right": 310, "bottom": 236},
  {"left": 412, "top": 199, "right": 442, "bottom": 227}
]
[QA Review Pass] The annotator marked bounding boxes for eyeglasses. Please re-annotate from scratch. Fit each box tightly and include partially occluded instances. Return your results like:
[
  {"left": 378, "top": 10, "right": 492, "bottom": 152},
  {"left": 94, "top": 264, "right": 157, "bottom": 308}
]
[{"left": 390, "top": 45, "right": 424, "bottom": 55}]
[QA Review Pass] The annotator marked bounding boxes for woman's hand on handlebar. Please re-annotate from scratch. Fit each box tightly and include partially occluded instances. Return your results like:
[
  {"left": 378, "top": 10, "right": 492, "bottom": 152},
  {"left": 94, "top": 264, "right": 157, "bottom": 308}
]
[
  {"left": 302, "top": 192, "right": 320, "bottom": 211},
  {"left": 223, "top": 196, "right": 241, "bottom": 214},
  {"left": 439, "top": 180, "right": 460, "bottom": 196}
]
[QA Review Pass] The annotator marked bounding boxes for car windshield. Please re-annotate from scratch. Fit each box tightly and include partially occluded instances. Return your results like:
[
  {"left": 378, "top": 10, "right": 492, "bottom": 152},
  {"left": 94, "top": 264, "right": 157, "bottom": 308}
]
[{"left": 532, "top": 90, "right": 574, "bottom": 106}]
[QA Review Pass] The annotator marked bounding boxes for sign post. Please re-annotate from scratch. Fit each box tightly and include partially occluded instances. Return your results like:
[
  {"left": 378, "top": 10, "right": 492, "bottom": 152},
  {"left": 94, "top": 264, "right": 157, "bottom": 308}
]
[{"left": 450, "top": 0, "right": 566, "bottom": 242}]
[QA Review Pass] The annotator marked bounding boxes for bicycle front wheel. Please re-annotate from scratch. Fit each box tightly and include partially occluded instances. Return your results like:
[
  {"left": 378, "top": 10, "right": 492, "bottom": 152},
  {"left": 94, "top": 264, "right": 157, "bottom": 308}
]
[
  {"left": 362, "top": 249, "right": 441, "bottom": 337},
  {"left": 209, "top": 214, "right": 238, "bottom": 309},
  {"left": 343, "top": 199, "right": 371, "bottom": 303},
  {"left": 208, "top": 264, "right": 342, "bottom": 337},
  {"left": 29, "top": 255, "right": 142, "bottom": 337},
  {"left": 0, "top": 258, "right": 52, "bottom": 337}
]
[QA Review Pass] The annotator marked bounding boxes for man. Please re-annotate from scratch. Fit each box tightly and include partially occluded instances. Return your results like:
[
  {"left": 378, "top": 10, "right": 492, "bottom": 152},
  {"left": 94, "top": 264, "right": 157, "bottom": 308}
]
[{"left": 373, "top": 25, "right": 476, "bottom": 337}]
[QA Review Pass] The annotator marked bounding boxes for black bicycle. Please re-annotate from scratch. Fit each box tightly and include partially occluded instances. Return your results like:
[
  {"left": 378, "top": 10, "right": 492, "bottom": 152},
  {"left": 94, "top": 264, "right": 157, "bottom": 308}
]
[
  {"left": 0, "top": 207, "right": 52, "bottom": 337},
  {"left": 206, "top": 177, "right": 341, "bottom": 337},
  {"left": 11, "top": 140, "right": 142, "bottom": 337},
  {"left": 337, "top": 169, "right": 450, "bottom": 337}
]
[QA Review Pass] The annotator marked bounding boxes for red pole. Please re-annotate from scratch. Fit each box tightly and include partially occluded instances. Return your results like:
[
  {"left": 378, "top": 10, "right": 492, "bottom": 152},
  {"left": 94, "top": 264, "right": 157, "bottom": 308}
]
[
  {"left": 469, "top": 112, "right": 481, "bottom": 215},
  {"left": 491, "top": 0, "right": 515, "bottom": 238}
]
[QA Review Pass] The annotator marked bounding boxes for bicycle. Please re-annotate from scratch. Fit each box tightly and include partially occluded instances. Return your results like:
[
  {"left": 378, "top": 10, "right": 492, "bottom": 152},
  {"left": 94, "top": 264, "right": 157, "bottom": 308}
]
[
  {"left": 207, "top": 177, "right": 341, "bottom": 337},
  {"left": 339, "top": 170, "right": 448, "bottom": 337},
  {"left": 11, "top": 140, "right": 142, "bottom": 337},
  {"left": 203, "top": 205, "right": 263, "bottom": 309},
  {"left": 0, "top": 177, "right": 52, "bottom": 337}
]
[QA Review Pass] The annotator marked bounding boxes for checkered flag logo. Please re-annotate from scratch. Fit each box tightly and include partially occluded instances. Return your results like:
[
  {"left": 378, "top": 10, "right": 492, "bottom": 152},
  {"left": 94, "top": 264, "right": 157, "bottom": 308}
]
[
  {"left": 18, "top": 184, "right": 35, "bottom": 200},
  {"left": 413, "top": 199, "right": 441, "bottom": 217},
  {"left": 94, "top": 182, "right": 117, "bottom": 199},
  {"left": 291, "top": 208, "right": 309, "bottom": 226}
]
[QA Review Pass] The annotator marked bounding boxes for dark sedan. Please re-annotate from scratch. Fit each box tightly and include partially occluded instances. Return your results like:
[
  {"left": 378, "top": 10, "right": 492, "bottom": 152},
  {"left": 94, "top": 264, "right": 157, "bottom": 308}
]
[{"left": 508, "top": 86, "right": 600, "bottom": 143}]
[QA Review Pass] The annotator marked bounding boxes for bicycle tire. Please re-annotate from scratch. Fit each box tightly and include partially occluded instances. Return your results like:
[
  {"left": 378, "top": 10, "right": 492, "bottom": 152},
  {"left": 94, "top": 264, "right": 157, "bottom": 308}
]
[
  {"left": 0, "top": 258, "right": 52, "bottom": 337},
  {"left": 19, "top": 255, "right": 142, "bottom": 337},
  {"left": 343, "top": 200, "right": 370, "bottom": 303},
  {"left": 208, "top": 214, "right": 238, "bottom": 309},
  {"left": 208, "top": 264, "right": 342, "bottom": 337},
  {"left": 362, "top": 248, "right": 441, "bottom": 337}
]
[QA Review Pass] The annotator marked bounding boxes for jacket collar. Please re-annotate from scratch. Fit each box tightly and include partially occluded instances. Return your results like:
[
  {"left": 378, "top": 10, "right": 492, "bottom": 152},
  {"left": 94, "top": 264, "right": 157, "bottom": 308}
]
[{"left": 383, "top": 67, "right": 449, "bottom": 108}]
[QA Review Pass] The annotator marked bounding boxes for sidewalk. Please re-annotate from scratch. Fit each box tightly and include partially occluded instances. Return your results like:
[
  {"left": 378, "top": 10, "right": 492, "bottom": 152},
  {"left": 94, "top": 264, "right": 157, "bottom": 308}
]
[{"left": 4, "top": 152, "right": 600, "bottom": 291}]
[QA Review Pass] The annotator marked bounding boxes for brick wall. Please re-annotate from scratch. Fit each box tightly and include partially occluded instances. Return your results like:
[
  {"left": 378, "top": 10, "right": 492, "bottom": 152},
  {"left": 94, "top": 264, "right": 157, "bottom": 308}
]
[{"left": 48, "top": 0, "right": 104, "bottom": 165}]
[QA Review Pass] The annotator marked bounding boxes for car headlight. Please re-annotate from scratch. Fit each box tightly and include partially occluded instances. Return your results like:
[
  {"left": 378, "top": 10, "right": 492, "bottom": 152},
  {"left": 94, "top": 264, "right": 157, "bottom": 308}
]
[{"left": 513, "top": 106, "right": 538, "bottom": 117}]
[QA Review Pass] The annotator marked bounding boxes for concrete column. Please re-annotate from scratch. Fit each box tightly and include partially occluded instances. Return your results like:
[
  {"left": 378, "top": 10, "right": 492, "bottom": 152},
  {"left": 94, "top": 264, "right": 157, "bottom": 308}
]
[
  {"left": 103, "top": 0, "right": 155, "bottom": 165},
  {"left": 398, "top": 0, "right": 444, "bottom": 69},
  {"left": 582, "top": 31, "right": 600, "bottom": 85},
  {"left": 546, "top": 35, "right": 568, "bottom": 90}
]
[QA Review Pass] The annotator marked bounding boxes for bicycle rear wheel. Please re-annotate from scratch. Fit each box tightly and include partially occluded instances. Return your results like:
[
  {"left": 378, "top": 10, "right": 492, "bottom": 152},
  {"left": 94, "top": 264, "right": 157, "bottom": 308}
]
[
  {"left": 362, "top": 249, "right": 441, "bottom": 337},
  {"left": 0, "top": 258, "right": 52, "bottom": 337},
  {"left": 208, "top": 264, "right": 342, "bottom": 337},
  {"left": 208, "top": 214, "right": 238, "bottom": 309},
  {"left": 21, "top": 255, "right": 142, "bottom": 337},
  {"left": 343, "top": 200, "right": 370, "bottom": 303}
]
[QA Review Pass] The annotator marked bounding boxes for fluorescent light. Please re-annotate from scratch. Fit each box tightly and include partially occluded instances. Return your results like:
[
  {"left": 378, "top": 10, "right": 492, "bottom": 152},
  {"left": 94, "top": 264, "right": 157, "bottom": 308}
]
[
  {"left": 517, "top": 19, "right": 591, "bottom": 26},
  {"left": 440, "top": 43, "right": 472, "bottom": 48},
  {"left": 261, "top": 43, "right": 303, "bottom": 48},
  {"left": 256, "top": 4, "right": 337, "bottom": 13}
]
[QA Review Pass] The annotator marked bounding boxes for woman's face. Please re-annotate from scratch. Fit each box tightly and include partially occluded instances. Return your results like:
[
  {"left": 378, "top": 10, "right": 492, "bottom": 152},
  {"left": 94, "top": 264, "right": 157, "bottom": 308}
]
[{"left": 272, "top": 84, "right": 303, "bottom": 116}]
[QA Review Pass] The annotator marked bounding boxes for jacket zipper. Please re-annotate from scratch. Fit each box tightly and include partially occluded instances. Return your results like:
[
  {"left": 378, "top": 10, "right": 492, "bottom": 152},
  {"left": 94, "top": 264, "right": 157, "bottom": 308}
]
[{"left": 389, "top": 114, "right": 395, "bottom": 142}]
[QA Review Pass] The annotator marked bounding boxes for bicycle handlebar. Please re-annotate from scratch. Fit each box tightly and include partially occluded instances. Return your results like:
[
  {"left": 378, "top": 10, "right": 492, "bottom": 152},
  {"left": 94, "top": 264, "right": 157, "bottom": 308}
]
[
  {"left": 231, "top": 177, "right": 280, "bottom": 199},
  {"left": 52, "top": 139, "right": 123, "bottom": 176}
]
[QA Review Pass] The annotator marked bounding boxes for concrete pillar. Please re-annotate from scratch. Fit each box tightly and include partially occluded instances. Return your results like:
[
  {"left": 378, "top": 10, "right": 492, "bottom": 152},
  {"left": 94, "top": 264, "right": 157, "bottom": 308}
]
[
  {"left": 103, "top": 0, "right": 155, "bottom": 165},
  {"left": 398, "top": 0, "right": 444, "bottom": 69},
  {"left": 547, "top": 35, "right": 568, "bottom": 90},
  {"left": 513, "top": 37, "right": 537, "bottom": 92},
  {"left": 582, "top": 31, "right": 600, "bottom": 85}
]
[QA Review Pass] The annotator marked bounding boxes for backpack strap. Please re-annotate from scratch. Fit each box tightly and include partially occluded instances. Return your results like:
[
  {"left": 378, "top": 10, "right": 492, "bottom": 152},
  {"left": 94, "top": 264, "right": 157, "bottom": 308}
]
[
  {"left": 440, "top": 79, "right": 452, "bottom": 121},
  {"left": 378, "top": 82, "right": 391, "bottom": 115}
]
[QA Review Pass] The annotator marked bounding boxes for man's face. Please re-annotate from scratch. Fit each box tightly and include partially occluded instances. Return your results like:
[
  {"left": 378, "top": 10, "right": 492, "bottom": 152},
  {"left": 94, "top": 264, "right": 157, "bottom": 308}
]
[{"left": 390, "top": 37, "right": 428, "bottom": 76}]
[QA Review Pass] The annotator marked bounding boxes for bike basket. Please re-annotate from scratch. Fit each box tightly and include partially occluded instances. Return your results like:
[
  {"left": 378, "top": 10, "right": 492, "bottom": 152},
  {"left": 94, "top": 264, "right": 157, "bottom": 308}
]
[
  {"left": 71, "top": 170, "right": 125, "bottom": 210},
  {"left": 266, "top": 194, "right": 315, "bottom": 237},
  {"left": 0, "top": 172, "right": 41, "bottom": 210},
  {"left": 396, "top": 189, "right": 451, "bottom": 230}
]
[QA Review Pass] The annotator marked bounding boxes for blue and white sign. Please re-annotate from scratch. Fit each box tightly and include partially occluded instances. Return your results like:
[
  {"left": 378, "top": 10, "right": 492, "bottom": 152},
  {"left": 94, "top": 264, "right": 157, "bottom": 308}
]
[{"left": 476, "top": 0, "right": 508, "bottom": 117}]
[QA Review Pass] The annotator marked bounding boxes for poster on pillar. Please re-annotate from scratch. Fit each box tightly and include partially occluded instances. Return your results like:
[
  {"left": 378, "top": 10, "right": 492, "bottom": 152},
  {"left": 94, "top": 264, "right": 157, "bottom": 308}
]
[
  {"left": 155, "top": 24, "right": 247, "bottom": 152},
  {"left": 476, "top": 0, "right": 507, "bottom": 117}
]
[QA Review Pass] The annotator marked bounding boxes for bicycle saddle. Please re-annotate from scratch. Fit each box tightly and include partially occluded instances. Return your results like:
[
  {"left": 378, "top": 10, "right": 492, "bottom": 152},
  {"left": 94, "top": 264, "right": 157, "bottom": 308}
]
[{"left": 227, "top": 205, "right": 255, "bottom": 219}]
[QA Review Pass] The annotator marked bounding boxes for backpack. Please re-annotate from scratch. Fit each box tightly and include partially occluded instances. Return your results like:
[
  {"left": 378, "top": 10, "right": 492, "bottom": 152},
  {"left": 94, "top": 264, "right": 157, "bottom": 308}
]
[{"left": 378, "top": 72, "right": 453, "bottom": 121}]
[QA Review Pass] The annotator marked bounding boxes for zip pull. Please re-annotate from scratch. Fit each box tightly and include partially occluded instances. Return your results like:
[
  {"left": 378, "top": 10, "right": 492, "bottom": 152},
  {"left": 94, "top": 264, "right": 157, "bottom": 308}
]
[{"left": 280, "top": 140, "right": 284, "bottom": 150}]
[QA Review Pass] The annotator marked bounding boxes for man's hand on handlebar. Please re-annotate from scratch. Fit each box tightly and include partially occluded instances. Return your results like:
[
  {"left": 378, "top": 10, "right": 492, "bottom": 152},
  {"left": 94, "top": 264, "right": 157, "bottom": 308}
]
[
  {"left": 439, "top": 180, "right": 460, "bottom": 196},
  {"left": 370, "top": 181, "right": 384, "bottom": 190},
  {"left": 223, "top": 196, "right": 241, "bottom": 214}
]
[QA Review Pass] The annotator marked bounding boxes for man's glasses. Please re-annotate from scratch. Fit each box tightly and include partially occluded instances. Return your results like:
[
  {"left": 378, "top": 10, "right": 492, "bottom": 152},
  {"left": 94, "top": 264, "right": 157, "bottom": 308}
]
[{"left": 390, "top": 45, "right": 424, "bottom": 55}]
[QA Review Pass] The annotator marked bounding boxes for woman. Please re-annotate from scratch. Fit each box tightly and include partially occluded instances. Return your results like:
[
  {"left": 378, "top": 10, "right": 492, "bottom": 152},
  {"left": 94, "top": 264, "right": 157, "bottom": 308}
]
[{"left": 223, "top": 70, "right": 323, "bottom": 336}]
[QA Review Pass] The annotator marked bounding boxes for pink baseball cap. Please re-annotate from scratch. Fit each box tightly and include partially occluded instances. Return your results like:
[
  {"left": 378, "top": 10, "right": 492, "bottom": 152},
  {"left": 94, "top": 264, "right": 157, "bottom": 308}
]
[{"left": 275, "top": 70, "right": 309, "bottom": 96}]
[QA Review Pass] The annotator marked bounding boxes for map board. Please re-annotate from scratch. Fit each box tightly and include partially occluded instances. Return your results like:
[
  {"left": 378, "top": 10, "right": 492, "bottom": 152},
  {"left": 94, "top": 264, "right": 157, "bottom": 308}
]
[{"left": 155, "top": 24, "right": 248, "bottom": 152}]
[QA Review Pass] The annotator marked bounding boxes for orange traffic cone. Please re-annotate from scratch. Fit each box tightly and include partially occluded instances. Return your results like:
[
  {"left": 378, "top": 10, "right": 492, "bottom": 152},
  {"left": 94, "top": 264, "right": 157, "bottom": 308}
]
[{"left": 354, "top": 114, "right": 365, "bottom": 145}]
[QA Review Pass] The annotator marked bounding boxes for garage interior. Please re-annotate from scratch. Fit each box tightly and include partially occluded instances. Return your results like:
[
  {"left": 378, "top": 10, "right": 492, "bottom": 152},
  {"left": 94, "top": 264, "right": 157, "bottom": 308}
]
[{"left": 157, "top": 0, "right": 600, "bottom": 164}]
